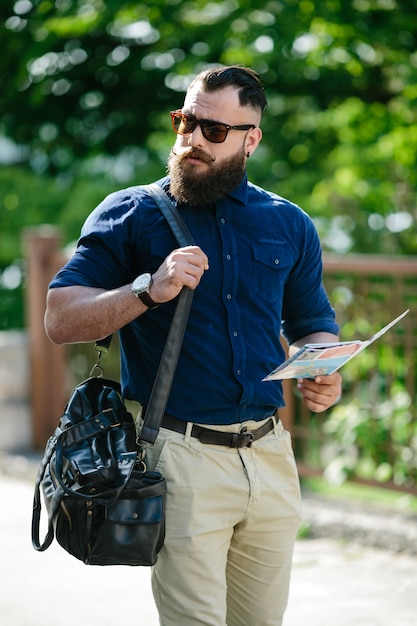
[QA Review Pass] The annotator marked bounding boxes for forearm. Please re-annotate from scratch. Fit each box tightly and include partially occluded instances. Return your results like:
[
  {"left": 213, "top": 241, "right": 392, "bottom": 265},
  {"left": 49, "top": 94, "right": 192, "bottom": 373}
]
[
  {"left": 288, "top": 331, "right": 340, "bottom": 357},
  {"left": 45, "top": 285, "right": 148, "bottom": 345},
  {"left": 45, "top": 246, "right": 209, "bottom": 344}
]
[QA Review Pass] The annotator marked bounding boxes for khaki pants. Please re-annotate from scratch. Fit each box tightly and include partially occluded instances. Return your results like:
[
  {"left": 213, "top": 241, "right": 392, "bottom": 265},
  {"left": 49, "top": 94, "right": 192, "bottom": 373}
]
[{"left": 144, "top": 417, "right": 302, "bottom": 626}]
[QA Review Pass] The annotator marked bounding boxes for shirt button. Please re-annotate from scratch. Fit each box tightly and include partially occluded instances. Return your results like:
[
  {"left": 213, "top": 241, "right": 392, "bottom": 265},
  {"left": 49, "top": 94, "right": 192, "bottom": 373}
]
[
  {"left": 233, "top": 331, "right": 238, "bottom": 337},
  {"left": 226, "top": 254, "right": 231, "bottom": 260},
  {"left": 226, "top": 294, "right": 232, "bottom": 300},
  {"left": 220, "top": 218, "right": 226, "bottom": 224},
  {"left": 274, "top": 259, "right": 280, "bottom": 265},
  {"left": 236, "top": 370, "right": 242, "bottom": 376}
]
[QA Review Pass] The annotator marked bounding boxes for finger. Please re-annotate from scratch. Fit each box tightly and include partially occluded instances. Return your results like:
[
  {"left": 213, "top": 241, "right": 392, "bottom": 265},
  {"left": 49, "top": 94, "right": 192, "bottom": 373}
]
[
  {"left": 174, "top": 247, "right": 209, "bottom": 270},
  {"left": 298, "top": 374, "right": 341, "bottom": 393},
  {"left": 297, "top": 378, "right": 341, "bottom": 412},
  {"left": 299, "top": 383, "right": 334, "bottom": 410},
  {"left": 303, "top": 397, "right": 331, "bottom": 413}
]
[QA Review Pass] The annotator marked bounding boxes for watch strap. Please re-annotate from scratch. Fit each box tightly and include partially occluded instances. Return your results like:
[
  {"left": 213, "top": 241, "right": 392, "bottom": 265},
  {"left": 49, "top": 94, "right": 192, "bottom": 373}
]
[{"left": 138, "top": 289, "right": 159, "bottom": 310}]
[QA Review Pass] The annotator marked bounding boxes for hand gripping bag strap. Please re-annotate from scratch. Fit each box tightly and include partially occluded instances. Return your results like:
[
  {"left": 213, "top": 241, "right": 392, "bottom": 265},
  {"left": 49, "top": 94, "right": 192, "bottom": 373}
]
[
  {"left": 98, "top": 183, "right": 193, "bottom": 359},
  {"left": 139, "top": 183, "right": 195, "bottom": 444}
]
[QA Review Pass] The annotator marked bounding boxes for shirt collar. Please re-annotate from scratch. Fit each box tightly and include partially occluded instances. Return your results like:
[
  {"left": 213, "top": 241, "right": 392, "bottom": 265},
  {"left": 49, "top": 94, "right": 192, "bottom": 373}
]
[{"left": 226, "top": 172, "right": 248, "bottom": 206}]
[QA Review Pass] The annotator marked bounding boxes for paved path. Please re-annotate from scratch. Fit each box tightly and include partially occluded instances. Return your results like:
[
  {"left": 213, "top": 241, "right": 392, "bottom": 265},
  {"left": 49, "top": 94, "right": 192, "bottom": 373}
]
[{"left": 1, "top": 475, "right": 416, "bottom": 626}]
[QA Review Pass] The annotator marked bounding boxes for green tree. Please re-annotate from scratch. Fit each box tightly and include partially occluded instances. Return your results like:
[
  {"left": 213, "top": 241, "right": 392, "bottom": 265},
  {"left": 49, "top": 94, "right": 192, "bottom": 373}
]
[{"left": 1, "top": 0, "right": 416, "bottom": 257}]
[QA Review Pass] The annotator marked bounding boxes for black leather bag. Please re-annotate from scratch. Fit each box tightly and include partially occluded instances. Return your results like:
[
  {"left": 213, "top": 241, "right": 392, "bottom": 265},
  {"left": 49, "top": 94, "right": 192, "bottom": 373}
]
[
  {"left": 32, "top": 375, "right": 166, "bottom": 565},
  {"left": 31, "top": 183, "right": 195, "bottom": 566}
]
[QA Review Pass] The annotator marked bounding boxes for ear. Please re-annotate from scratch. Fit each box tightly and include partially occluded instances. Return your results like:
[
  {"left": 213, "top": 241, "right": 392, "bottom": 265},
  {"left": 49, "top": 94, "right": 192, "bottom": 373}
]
[{"left": 245, "top": 127, "right": 262, "bottom": 158}]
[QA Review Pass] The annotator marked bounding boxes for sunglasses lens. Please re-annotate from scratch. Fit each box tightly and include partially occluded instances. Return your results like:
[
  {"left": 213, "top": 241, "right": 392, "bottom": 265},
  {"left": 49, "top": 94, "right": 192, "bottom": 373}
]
[
  {"left": 172, "top": 113, "right": 196, "bottom": 135},
  {"left": 201, "top": 123, "right": 228, "bottom": 143},
  {"left": 171, "top": 112, "right": 229, "bottom": 143}
]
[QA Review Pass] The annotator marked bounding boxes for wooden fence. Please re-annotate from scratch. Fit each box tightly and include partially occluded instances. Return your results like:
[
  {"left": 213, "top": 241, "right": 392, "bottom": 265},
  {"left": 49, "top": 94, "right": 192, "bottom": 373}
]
[
  {"left": 24, "top": 229, "right": 417, "bottom": 494},
  {"left": 23, "top": 227, "right": 67, "bottom": 448},
  {"left": 280, "top": 253, "right": 417, "bottom": 494}
]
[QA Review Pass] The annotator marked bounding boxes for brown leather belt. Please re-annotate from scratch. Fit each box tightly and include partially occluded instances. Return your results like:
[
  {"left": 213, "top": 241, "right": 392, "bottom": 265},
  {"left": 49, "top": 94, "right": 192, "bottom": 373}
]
[{"left": 161, "top": 414, "right": 275, "bottom": 448}]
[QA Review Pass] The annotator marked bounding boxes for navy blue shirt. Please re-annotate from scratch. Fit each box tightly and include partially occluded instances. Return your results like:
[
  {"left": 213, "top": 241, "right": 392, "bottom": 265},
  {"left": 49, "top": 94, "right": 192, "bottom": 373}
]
[{"left": 50, "top": 175, "right": 338, "bottom": 424}]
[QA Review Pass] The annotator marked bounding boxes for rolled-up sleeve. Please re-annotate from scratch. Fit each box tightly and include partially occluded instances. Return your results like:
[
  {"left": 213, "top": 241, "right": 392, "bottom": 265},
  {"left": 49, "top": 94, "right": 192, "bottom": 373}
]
[{"left": 281, "top": 214, "right": 339, "bottom": 344}]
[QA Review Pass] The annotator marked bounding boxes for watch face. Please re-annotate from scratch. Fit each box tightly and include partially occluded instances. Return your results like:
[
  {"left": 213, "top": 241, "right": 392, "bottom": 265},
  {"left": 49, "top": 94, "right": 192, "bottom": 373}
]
[{"left": 132, "top": 273, "right": 152, "bottom": 294}]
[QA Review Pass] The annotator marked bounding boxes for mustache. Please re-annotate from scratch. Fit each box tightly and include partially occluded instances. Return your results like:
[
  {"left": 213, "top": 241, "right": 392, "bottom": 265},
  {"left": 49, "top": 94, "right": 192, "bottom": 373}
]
[{"left": 171, "top": 147, "right": 216, "bottom": 163}]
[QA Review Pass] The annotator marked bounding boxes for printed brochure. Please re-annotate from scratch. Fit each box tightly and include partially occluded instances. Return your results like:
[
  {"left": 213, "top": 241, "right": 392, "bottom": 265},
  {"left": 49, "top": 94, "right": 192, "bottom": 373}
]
[{"left": 263, "top": 310, "right": 409, "bottom": 381}]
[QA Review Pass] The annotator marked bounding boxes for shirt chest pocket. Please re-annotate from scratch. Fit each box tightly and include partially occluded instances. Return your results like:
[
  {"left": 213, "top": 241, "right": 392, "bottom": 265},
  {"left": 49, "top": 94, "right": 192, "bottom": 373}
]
[{"left": 252, "top": 241, "right": 293, "bottom": 303}]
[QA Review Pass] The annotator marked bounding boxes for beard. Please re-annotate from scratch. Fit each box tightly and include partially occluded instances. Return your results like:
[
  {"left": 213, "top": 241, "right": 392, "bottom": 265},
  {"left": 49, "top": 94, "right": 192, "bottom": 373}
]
[{"left": 167, "top": 145, "right": 246, "bottom": 205}]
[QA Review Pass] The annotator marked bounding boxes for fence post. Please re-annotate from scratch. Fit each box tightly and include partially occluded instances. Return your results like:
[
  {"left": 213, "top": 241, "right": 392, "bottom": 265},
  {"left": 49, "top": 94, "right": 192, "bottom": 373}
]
[
  {"left": 279, "top": 379, "right": 295, "bottom": 434},
  {"left": 23, "top": 226, "right": 67, "bottom": 449}
]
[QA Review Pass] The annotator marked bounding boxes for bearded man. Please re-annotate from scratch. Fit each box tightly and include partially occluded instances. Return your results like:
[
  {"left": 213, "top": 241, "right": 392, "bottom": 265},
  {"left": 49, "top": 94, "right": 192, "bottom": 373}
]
[{"left": 45, "top": 65, "right": 342, "bottom": 626}]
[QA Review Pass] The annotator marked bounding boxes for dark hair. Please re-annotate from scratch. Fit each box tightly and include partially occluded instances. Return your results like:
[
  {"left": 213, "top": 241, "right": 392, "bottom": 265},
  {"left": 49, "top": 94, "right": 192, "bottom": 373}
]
[{"left": 189, "top": 65, "right": 267, "bottom": 115}]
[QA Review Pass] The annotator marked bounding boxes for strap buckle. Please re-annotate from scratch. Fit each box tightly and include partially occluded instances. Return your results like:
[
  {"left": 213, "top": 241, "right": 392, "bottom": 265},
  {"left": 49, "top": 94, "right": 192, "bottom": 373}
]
[{"left": 232, "top": 427, "right": 255, "bottom": 448}]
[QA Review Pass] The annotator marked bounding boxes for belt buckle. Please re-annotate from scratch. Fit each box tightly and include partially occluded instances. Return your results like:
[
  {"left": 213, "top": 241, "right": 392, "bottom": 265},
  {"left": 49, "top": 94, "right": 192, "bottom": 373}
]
[{"left": 238, "top": 426, "right": 255, "bottom": 448}]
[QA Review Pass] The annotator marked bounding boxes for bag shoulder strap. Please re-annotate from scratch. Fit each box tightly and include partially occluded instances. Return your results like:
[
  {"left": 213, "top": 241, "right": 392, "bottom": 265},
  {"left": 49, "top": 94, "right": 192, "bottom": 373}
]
[
  {"left": 144, "top": 183, "right": 194, "bottom": 247},
  {"left": 138, "top": 183, "right": 195, "bottom": 444}
]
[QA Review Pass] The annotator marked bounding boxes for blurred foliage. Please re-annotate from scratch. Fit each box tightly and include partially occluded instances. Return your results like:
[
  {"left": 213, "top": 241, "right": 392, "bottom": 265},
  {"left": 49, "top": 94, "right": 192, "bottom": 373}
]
[
  {"left": 323, "top": 380, "right": 417, "bottom": 489},
  {"left": 0, "top": 0, "right": 416, "bottom": 265},
  {"left": 323, "top": 308, "right": 415, "bottom": 492},
  {"left": 0, "top": 282, "right": 25, "bottom": 329}
]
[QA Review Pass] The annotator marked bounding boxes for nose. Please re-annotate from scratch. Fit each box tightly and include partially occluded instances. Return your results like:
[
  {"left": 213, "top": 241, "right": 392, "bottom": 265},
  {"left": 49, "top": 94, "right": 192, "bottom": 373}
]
[{"left": 188, "top": 122, "right": 206, "bottom": 148}]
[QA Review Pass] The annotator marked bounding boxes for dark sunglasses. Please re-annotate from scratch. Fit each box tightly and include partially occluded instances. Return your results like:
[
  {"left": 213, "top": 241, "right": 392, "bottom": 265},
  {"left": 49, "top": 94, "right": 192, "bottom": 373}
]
[{"left": 170, "top": 110, "right": 255, "bottom": 144}]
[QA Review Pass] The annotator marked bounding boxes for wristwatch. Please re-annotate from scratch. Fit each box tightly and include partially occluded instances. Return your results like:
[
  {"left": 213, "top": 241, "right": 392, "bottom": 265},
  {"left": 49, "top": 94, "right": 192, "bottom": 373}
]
[{"left": 131, "top": 273, "right": 159, "bottom": 309}]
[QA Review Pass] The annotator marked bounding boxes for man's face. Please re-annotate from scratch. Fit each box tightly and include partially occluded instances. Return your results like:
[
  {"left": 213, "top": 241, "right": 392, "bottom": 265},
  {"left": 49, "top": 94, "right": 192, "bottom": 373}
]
[{"left": 168, "top": 83, "right": 261, "bottom": 204}]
